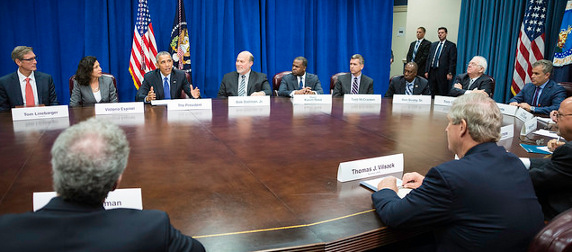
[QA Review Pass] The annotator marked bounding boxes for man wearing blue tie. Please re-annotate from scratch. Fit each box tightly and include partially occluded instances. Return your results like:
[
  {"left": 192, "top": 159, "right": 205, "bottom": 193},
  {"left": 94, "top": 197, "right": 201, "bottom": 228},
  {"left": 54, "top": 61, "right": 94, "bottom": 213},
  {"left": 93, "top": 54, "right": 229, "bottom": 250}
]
[
  {"left": 277, "top": 57, "right": 323, "bottom": 97},
  {"left": 385, "top": 62, "right": 430, "bottom": 98},
  {"left": 135, "top": 51, "right": 200, "bottom": 102},
  {"left": 406, "top": 27, "right": 431, "bottom": 77},
  {"left": 425, "top": 27, "right": 457, "bottom": 97}
]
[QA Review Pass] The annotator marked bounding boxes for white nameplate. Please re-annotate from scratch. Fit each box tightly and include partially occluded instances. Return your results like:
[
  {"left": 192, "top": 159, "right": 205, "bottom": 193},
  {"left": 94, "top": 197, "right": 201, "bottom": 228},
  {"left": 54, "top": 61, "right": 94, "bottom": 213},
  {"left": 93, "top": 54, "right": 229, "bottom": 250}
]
[
  {"left": 33, "top": 188, "right": 143, "bottom": 211},
  {"left": 228, "top": 96, "right": 270, "bottom": 107},
  {"left": 293, "top": 94, "right": 332, "bottom": 104},
  {"left": 167, "top": 99, "right": 212, "bottom": 110},
  {"left": 392, "top": 94, "right": 431, "bottom": 105},
  {"left": 521, "top": 117, "right": 537, "bottom": 136},
  {"left": 343, "top": 94, "right": 382, "bottom": 104},
  {"left": 515, "top": 107, "right": 534, "bottom": 122},
  {"left": 337, "top": 154, "right": 404, "bottom": 182},
  {"left": 433, "top": 95, "right": 456, "bottom": 106},
  {"left": 12, "top": 105, "right": 69, "bottom": 121},
  {"left": 500, "top": 124, "right": 514, "bottom": 141},
  {"left": 497, "top": 103, "right": 518, "bottom": 116},
  {"left": 95, "top": 102, "right": 144, "bottom": 115}
]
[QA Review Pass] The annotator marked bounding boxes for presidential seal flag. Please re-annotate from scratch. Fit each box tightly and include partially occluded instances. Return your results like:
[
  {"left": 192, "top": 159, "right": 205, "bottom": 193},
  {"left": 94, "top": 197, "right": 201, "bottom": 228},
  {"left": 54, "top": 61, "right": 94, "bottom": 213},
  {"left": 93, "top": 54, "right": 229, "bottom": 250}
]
[
  {"left": 169, "top": 0, "right": 191, "bottom": 72},
  {"left": 129, "top": 0, "right": 158, "bottom": 90},
  {"left": 553, "top": 0, "right": 572, "bottom": 83},
  {"left": 511, "top": 0, "right": 547, "bottom": 96}
]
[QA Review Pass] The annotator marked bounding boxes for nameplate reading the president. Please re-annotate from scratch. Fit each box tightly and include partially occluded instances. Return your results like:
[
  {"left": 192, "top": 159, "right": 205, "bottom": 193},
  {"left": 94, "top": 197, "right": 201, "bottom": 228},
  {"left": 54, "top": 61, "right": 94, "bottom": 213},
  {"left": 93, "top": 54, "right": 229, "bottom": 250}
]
[
  {"left": 168, "top": 99, "right": 212, "bottom": 111},
  {"left": 434, "top": 95, "right": 456, "bottom": 106},
  {"left": 228, "top": 96, "right": 270, "bottom": 107},
  {"left": 392, "top": 94, "right": 431, "bottom": 105},
  {"left": 33, "top": 188, "right": 143, "bottom": 211},
  {"left": 293, "top": 94, "right": 332, "bottom": 104},
  {"left": 343, "top": 94, "right": 381, "bottom": 104},
  {"left": 95, "top": 102, "right": 144, "bottom": 115},
  {"left": 12, "top": 105, "right": 69, "bottom": 121},
  {"left": 497, "top": 103, "right": 518, "bottom": 116},
  {"left": 515, "top": 107, "right": 534, "bottom": 122},
  {"left": 337, "top": 154, "right": 404, "bottom": 182}
]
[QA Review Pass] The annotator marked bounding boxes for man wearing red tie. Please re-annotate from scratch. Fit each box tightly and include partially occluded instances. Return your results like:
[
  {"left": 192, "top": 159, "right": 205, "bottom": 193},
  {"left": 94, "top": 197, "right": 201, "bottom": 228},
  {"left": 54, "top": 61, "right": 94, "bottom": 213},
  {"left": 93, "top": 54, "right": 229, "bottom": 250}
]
[{"left": 0, "top": 46, "right": 58, "bottom": 112}]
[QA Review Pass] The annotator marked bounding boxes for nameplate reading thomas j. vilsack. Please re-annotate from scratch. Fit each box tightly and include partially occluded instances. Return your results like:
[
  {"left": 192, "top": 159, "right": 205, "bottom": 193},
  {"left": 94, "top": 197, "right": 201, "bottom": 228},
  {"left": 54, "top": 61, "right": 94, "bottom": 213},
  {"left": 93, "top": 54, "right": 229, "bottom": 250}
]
[
  {"left": 167, "top": 99, "right": 212, "bottom": 111},
  {"left": 293, "top": 94, "right": 332, "bottom": 104},
  {"left": 12, "top": 105, "right": 69, "bottom": 121},
  {"left": 33, "top": 188, "right": 143, "bottom": 211},
  {"left": 95, "top": 102, "right": 144, "bottom": 115},
  {"left": 228, "top": 96, "right": 270, "bottom": 107},
  {"left": 392, "top": 94, "right": 431, "bottom": 105},
  {"left": 343, "top": 94, "right": 381, "bottom": 104},
  {"left": 337, "top": 153, "right": 404, "bottom": 182}
]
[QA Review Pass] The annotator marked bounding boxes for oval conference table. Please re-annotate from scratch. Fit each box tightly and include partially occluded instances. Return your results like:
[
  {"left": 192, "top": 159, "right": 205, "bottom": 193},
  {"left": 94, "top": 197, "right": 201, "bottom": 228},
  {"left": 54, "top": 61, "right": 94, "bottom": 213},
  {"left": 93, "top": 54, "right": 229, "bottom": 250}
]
[{"left": 0, "top": 97, "right": 547, "bottom": 251}]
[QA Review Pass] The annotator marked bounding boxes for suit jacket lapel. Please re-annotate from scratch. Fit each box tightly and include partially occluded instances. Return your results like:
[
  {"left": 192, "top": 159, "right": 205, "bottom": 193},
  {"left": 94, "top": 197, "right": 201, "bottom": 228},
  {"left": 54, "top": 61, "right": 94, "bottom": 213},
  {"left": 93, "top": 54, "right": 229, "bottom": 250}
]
[
  {"left": 155, "top": 70, "right": 165, "bottom": 99},
  {"left": 34, "top": 72, "right": 44, "bottom": 104},
  {"left": 10, "top": 73, "right": 24, "bottom": 105},
  {"left": 247, "top": 72, "right": 255, "bottom": 95}
]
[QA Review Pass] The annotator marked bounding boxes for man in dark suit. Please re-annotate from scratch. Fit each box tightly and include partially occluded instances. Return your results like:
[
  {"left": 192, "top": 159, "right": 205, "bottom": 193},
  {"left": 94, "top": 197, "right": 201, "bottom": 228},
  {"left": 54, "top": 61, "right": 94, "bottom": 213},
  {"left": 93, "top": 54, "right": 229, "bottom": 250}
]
[
  {"left": 509, "top": 59, "right": 567, "bottom": 115},
  {"left": 449, "top": 56, "right": 494, "bottom": 97},
  {"left": 385, "top": 62, "right": 430, "bottom": 97},
  {"left": 373, "top": 93, "right": 544, "bottom": 251},
  {"left": 332, "top": 54, "right": 374, "bottom": 97},
  {"left": 278, "top": 56, "right": 323, "bottom": 97},
  {"left": 135, "top": 51, "right": 200, "bottom": 102},
  {"left": 522, "top": 97, "right": 572, "bottom": 220},
  {"left": 0, "top": 46, "right": 58, "bottom": 112},
  {"left": 406, "top": 27, "right": 431, "bottom": 77},
  {"left": 0, "top": 118, "right": 205, "bottom": 251},
  {"left": 425, "top": 27, "right": 457, "bottom": 97},
  {"left": 217, "top": 51, "right": 271, "bottom": 98}
]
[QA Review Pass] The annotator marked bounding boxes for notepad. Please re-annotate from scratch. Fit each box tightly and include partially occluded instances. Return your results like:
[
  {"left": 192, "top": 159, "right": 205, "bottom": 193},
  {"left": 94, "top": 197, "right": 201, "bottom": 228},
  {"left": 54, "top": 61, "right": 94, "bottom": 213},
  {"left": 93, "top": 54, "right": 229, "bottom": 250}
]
[
  {"left": 360, "top": 177, "right": 412, "bottom": 198},
  {"left": 519, "top": 143, "right": 552, "bottom": 155}
]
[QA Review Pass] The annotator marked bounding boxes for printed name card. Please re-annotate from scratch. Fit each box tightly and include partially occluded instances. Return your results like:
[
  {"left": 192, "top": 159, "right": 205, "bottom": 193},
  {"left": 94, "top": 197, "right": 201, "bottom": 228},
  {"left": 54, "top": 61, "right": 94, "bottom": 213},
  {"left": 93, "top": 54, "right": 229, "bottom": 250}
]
[
  {"left": 515, "top": 107, "right": 534, "bottom": 122},
  {"left": 500, "top": 124, "right": 514, "bottom": 141},
  {"left": 228, "top": 96, "right": 270, "bottom": 107},
  {"left": 337, "top": 153, "right": 404, "bottom": 182},
  {"left": 167, "top": 99, "right": 212, "bottom": 111},
  {"left": 95, "top": 102, "right": 144, "bottom": 115},
  {"left": 497, "top": 103, "right": 518, "bottom": 116},
  {"left": 12, "top": 105, "right": 69, "bottom": 121},
  {"left": 292, "top": 94, "right": 332, "bottom": 104},
  {"left": 392, "top": 94, "right": 431, "bottom": 105},
  {"left": 521, "top": 117, "right": 537, "bottom": 136},
  {"left": 343, "top": 94, "right": 382, "bottom": 104},
  {"left": 33, "top": 188, "right": 143, "bottom": 211},
  {"left": 433, "top": 95, "right": 456, "bottom": 106}
]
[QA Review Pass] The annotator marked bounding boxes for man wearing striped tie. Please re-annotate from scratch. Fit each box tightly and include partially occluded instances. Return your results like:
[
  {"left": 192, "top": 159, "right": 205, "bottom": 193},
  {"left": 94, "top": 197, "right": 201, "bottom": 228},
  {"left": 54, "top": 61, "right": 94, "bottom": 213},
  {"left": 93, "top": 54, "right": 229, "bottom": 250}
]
[
  {"left": 509, "top": 59, "right": 566, "bottom": 115},
  {"left": 332, "top": 54, "right": 374, "bottom": 97},
  {"left": 217, "top": 51, "right": 271, "bottom": 98}
]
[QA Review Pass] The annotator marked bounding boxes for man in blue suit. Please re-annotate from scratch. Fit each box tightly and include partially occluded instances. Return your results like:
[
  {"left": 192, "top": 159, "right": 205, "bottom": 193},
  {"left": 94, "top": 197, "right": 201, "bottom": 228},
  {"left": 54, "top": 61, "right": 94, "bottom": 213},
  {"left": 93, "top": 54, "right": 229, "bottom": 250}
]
[
  {"left": 509, "top": 59, "right": 567, "bottom": 115},
  {"left": 372, "top": 93, "right": 544, "bottom": 251},
  {"left": 278, "top": 56, "right": 323, "bottom": 97},
  {"left": 0, "top": 46, "right": 58, "bottom": 112}
]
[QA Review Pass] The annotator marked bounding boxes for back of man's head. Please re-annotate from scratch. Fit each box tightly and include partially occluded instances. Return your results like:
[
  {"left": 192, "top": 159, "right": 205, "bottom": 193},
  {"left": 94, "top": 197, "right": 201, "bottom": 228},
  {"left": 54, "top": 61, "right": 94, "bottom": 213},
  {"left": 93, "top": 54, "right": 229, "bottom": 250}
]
[
  {"left": 51, "top": 118, "right": 130, "bottom": 206},
  {"left": 448, "top": 93, "right": 502, "bottom": 143}
]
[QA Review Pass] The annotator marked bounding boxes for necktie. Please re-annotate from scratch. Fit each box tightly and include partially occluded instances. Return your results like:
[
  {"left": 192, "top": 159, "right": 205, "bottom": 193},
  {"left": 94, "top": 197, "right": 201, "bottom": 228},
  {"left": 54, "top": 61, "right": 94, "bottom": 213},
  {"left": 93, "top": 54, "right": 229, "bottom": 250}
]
[
  {"left": 238, "top": 75, "right": 246, "bottom": 96},
  {"left": 412, "top": 40, "right": 420, "bottom": 61},
  {"left": 406, "top": 83, "right": 413, "bottom": 95},
  {"left": 351, "top": 77, "right": 359, "bottom": 94},
  {"left": 299, "top": 77, "right": 303, "bottom": 90},
  {"left": 25, "top": 78, "right": 34, "bottom": 107},
  {"left": 163, "top": 77, "right": 171, "bottom": 99},
  {"left": 532, "top": 86, "right": 540, "bottom": 106},
  {"left": 432, "top": 42, "right": 443, "bottom": 68},
  {"left": 469, "top": 79, "right": 475, "bottom": 89}
]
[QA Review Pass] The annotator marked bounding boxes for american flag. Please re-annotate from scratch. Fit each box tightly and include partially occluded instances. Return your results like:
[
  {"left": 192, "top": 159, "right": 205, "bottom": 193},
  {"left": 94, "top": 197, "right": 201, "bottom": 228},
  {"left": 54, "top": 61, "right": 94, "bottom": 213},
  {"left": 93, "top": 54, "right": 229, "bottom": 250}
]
[
  {"left": 511, "top": 0, "right": 547, "bottom": 96},
  {"left": 129, "top": 0, "right": 158, "bottom": 90}
]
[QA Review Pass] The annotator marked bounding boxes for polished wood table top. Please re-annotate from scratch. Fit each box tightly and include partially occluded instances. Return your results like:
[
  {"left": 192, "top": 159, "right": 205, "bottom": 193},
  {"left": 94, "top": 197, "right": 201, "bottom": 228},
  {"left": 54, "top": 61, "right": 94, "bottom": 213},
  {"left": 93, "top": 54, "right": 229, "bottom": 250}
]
[{"left": 0, "top": 98, "right": 546, "bottom": 251}]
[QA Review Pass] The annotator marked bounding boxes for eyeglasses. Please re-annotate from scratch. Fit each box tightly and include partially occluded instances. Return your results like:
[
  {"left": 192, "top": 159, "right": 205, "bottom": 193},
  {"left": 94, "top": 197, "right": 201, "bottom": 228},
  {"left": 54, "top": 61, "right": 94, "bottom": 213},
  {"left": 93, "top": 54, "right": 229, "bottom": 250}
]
[
  {"left": 556, "top": 112, "right": 572, "bottom": 119},
  {"left": 21, "top": 57, "right": 37, "bottom": 62}
]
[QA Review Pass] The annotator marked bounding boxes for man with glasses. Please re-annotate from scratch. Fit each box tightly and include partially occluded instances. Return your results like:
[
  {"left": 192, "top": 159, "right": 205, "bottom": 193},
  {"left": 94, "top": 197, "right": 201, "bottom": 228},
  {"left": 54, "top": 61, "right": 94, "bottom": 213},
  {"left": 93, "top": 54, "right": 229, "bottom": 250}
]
[
  {"left": 521, "top": 97, "right": 572, "bottom": 220},
  {"left": 0, "top": 46, "right": 58, "bottom": 111},
  {"left": 448, "top": 56, "right": 494, "bottom": 97}
]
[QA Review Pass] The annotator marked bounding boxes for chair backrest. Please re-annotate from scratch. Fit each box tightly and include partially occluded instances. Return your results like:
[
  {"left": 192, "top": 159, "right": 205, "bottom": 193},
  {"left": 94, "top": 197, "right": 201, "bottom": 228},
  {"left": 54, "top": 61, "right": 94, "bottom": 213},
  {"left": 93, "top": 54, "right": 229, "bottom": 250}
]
[
  {"left": 489, "top": 75, "right": 495, "bottom": 98},
  {"left": 560, "top": 82, "right": 572, "bottom": 97},
  {"left": 180, "top": 72, "right": 192, "bottom": 99},
  {"left": 528, "top": 208, "right": 572, "bottom": 252},
  {"left": 69, "top": 73, "right": 118, "bottom": 102},
  {"left": 330, "top": 72, "right": 348, "bottom": 94},
  {"left": 272, "top": 71, "right": 291, "bottom": 96}
]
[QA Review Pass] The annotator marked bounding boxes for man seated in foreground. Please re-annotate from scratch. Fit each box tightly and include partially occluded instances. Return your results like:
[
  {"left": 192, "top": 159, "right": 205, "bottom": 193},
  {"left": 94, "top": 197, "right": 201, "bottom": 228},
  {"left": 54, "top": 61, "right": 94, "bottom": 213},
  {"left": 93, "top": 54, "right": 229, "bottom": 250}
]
[
  {"left": 372, "top": 93, "right": 544, "bottom": 251},
  {"left": 0, "top": 118, "right": 205, "bottom": 252}
]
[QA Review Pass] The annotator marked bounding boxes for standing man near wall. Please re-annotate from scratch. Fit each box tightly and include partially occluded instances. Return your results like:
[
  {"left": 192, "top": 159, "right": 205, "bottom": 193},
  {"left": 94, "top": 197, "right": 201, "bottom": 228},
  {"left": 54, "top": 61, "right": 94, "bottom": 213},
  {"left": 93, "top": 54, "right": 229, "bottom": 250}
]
[
  {"left": 425, "top": 27, "right": 457, "bottom": 97},
  {"left": 406, "top": 27, "right": 431, "bottom": 77}
]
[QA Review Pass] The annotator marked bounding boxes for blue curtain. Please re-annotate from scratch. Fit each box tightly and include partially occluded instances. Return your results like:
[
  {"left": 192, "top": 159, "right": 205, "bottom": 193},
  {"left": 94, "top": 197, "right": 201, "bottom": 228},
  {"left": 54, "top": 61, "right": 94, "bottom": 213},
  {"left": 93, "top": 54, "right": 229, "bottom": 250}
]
[
  {"left": 0, "top": 0, "right": 392, "bottom": 104},
  {"left": 458, "top": 0, "right": 567, "bottom": 103}
]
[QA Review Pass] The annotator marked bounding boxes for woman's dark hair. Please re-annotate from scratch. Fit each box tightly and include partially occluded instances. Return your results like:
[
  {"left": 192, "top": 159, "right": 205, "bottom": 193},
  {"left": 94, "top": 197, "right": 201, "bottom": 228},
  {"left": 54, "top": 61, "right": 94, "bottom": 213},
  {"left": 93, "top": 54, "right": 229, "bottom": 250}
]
[{"left": 75, "top": 56, "right": 97, "bottom": 86}]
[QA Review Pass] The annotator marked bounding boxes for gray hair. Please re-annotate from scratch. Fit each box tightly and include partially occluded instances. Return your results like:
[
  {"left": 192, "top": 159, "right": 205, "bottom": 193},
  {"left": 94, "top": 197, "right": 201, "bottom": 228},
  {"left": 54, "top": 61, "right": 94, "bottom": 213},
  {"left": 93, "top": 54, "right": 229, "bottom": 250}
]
[
  {"left": 472, "top": 56, "right": 488, "bottom": 73},
  {"left": 156, "top": 51, "right": 171, "bottom": 59},
  {"left": 532, "top": 59, "right": 553, "bottom": 75},
  {"left": 11, "top": 46, "right": 34, "bottom": 61},
  {"left": 51, "top": 118, "right": 130, "bottom": 206},
  {"left": 351, "top": 54, "right": 364, "bottom": 65},
  {"left": 448, "top": 92, "right": 501, "bottom": 142}
]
